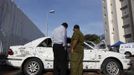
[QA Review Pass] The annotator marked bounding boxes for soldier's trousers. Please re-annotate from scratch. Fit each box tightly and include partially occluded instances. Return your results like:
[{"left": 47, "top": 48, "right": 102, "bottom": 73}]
[{"left": 70, "top": 52, "right": 83, "bottom": 75}]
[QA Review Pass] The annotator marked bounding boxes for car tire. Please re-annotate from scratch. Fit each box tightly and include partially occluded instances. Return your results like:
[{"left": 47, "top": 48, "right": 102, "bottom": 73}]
[
  {"left": 125, "top": 52, "right": 131, "bottom": 57},
  {"left": 22, "top": 58, "right": 44, "bottom": 75},
  {"left": 101, "top": 59, "right": 123, "bottom": 75}
]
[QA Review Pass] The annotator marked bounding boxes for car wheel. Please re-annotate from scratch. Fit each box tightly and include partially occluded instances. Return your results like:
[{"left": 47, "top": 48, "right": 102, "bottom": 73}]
[
  {"left": 125, "top": 52, "right": 131, "bottom": 57},
  {"left": 22, "top": 58, "right": 43, "bottom": 75},
  {"left": 101, "top": 59, "right": 123, "bottom": 75}
]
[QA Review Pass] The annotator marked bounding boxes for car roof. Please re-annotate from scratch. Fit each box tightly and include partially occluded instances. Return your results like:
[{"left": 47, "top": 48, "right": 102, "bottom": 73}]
[{"left": 24, "top": 37, "right": 51, "bottom": 47}]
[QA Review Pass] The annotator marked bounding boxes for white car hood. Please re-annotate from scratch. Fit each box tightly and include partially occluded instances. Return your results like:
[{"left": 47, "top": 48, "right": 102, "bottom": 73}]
[{"left": 98, "top": 49, "right": 126, "bottom": 58}]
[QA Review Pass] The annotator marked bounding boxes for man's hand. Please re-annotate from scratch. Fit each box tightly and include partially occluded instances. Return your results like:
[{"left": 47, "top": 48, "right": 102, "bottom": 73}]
[
  {"left": 71, "top": 48, "right": 74, "bottom": 53},
  {"left": 71, "top": 39, "right": 78, "bottom": 53}
]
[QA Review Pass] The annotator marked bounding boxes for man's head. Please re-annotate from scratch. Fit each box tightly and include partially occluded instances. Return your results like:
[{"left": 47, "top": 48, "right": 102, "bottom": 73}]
[
  {"left": 73, "top": 24, "right": 80, "bottom": 32},
  {"left": 62, "top": 22, "right": 68, "bottom": 29}
]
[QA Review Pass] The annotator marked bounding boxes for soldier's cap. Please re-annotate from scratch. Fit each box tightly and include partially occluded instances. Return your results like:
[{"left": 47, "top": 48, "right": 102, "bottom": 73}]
[
  {"left": 62, "top": 22, "right": 68, "bottom": 28},
  {"left": 74, "top": 25, "right": 80, "bottom": 29}
]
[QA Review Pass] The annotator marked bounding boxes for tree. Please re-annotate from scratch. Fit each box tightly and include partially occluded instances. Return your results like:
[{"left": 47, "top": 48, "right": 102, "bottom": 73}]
[{"left": 84, "top": 34, "right": 100, "bottom": 44}]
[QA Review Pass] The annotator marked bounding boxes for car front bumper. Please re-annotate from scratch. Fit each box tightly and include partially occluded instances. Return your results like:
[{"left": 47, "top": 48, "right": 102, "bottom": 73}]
[{"left": 121, "top": 59, "right": 131, "bottom": 70}]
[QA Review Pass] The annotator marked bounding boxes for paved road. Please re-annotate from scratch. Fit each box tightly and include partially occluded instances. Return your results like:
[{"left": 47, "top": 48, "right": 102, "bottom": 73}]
[
  {"left": 0, "top": 67, "right": 132, "bottom": 75},
  {"left": 0, "top": 57, "right": 134, "bottom": 75},
  {"left": 0, "top": 66, "right": 101, "bottom": 75}
]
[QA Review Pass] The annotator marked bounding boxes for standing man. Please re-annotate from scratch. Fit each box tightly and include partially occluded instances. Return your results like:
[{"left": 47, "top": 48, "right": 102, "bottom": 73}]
[
  {"left": 52, "top": 22, "right": 68, "bottom": 75},
  {"left": 0, "top": 40, "right": 2, "bottom": 54},
  {"left": 70, "top": 25, "right": 84, "bottom": 75}
]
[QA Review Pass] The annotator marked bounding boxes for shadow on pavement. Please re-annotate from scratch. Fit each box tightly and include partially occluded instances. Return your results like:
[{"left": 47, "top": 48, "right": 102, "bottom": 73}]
[
  {"left": 0, "top": 64, "right": 20, "bottom": 75},
  {"left": 0, "top": 58, "right": 134, "bottom": 75}
]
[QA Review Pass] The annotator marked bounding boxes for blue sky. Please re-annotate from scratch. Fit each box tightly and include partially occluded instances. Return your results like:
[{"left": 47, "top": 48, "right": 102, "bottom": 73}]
[{"left": 14, "top": 0, "right": 104, "bottom": 37}]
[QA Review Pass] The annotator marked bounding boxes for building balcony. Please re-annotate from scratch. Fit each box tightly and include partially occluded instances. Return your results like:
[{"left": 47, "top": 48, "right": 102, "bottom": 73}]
[{"left": 120, "top": 5, "right": 128, "bottom": 10}]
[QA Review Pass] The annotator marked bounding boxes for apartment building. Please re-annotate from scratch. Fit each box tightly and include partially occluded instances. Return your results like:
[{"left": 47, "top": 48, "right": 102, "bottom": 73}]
[
  {"left": 120, "top": 0, "right": 134, "bottom": 42},
  {"left": 102, "top": 0, "right": 125, "bottom": 45}
]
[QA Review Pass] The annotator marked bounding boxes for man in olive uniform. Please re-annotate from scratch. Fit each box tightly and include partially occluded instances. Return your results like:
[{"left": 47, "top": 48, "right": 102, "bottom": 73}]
[{"left": 70, "top": 25, "right": 84, "bottom": 75}]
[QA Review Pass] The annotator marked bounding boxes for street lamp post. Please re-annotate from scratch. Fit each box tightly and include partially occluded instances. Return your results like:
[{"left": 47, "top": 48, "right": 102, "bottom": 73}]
[{"left": 45, "top": 10, "right": 55, "bottom": 36}]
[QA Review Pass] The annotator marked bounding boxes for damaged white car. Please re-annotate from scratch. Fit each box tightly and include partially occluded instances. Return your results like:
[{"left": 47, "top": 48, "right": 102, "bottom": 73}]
[{"left": 7, "top": 37, "right": 130, "bottom": 75}]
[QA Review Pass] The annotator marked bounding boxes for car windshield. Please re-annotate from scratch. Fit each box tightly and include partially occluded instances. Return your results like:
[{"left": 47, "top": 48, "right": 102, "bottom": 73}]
[
  {"left": 84, "top": 42, "right": 94, "bottom": 50},
  {"left": 84, "top": 40, "right": 107, "bottom": 49},
  {"left": 85, "top": 41, "right": 96, "bottom": 47},
  {"left": 96, "top": 40, "right": 107, "bottom": 49}
]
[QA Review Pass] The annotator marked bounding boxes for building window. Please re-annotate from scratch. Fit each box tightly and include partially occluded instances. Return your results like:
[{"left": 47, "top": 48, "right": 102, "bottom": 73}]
[
  {"left": 120, "top": 5, "right": 128, "bottom": 10},
  {"left": 111, "top": 11, "right": 113, "bottom": 14},
  {"left": 122, "top": 14, "right": 129, "bottom": 19},
  {"left": 110, "top": 3, "right": 112, "bottom": 6},
  {"left": 122, "top": 24, "right": 130, "bottom": 28},
  {"left": 104, "top": 14, "right": 107, "bottom": 17},
  {"left": 124, "top": 11, "right": 127, "bottom": 14},
  {"left": 120, "top": 0, "right": 124, "bottom": 2},
  {"left": 105, "top": 22, "right": 107, "bottom": 25},
  {"left": 102, "top": 0, "right": 106, "bottom": 3},
  {"left": 103, "top": 6, "right": 106, "bottom": 9},
  {"left": 124, "top": 34, "right": 132, "bottom": 38}
]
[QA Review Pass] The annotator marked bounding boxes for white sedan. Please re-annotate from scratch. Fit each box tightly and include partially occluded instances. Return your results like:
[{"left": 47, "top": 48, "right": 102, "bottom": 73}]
[{"left": 7, "top": 37, "right": 130, "bottom": 75}]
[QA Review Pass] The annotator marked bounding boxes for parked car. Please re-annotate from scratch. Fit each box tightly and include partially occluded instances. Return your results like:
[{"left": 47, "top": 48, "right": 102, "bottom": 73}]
[
  {"left": 7, "top": 37, "right": 130, "bottom": 75},
  {"left": 120, "top": 43, "right": 134, "bottom": 57}
]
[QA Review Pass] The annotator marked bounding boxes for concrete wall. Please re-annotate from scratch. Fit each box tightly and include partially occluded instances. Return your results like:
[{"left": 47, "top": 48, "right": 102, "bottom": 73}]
[
  {"left": 102, "top": 0, "right": 114, "bottom": 45},
  {"left": 114, "top": 0, "right": 125, "bottom": 43},
  {"left": 0, "top": 0, "right": 44, "bottom": 55}
]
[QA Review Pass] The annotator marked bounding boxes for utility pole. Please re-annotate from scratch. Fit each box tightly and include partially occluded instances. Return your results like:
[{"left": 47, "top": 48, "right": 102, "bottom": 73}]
[{"left": 45, "top": 10, "right": 55, "bottom": 36}]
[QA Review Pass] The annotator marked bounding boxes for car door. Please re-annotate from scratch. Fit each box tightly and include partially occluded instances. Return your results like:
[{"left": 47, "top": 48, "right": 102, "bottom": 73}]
[
  {"left": 35, "top": 38, "right": 54, "bottom": 69},
  {"left": 83, "top": 42, "right": 97, "bottom": 69},
  {"left": 36, "top": 38, "right": 53, "bottom": 61}
]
